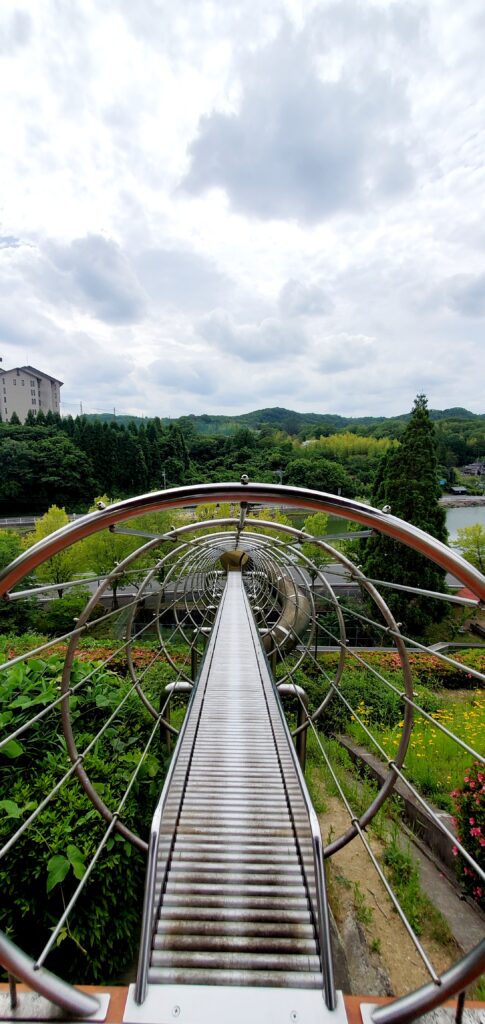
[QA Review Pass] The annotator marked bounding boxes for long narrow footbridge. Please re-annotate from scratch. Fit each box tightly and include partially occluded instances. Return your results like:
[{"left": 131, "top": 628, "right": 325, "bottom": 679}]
[{"left": 0, "top": 482, "right": 484, "bottom": 1024}]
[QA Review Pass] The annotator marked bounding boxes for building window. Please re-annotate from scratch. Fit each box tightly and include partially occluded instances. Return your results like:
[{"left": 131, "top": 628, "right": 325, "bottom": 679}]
[
  {"left": 13, "top": 378, "right": 16, "bottom": 385},
  {"left": 32, "top": 398, "right": 37, "bottom": 405},
  {"left": 3, "top": 396, "right": 6, "bottom": 403},
  {"left": 31, "top": 389, "right": 35, "bottom": 396},
  {"left": 30, "top": 379, "right": 35, "bottom": 386},
  {"left": 21, "top": 379, "right": 25, "bottom": 386}
]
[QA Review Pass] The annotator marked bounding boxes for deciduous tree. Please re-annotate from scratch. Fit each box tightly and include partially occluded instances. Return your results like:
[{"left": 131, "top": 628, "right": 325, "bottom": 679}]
[
  {"left": 452, "top": 524, "right": 485, "bottom": 573},
  {"left": 23, "top": 506, "right": 85, "bottom": 597}
]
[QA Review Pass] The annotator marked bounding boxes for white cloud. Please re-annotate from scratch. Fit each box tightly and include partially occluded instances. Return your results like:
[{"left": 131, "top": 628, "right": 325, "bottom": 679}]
[
  {"left": 315, "top": 333, "right": 376, "bottom": 373},
  {"left": 0, "top": 0, "right": 483, "bottom": 417},
  {"left": 445, "top": 273, "right": 485, "bottom": 318},
  {"left": 198, "top": 310, "right": 308, "bottom": 362},
  {"left": 279, "top": 278, "right": 333, "bottom": 317}
]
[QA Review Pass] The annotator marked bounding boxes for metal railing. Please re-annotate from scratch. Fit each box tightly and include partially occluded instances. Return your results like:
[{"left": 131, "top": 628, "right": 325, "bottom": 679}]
[{"left": 0, "top": 482, "right": 484, "bottom": 1021}]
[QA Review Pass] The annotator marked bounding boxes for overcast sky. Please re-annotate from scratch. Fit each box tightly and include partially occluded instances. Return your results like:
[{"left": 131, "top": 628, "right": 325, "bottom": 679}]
[{"left": 0, "top": 0, "right": 484, "bottom": 419}]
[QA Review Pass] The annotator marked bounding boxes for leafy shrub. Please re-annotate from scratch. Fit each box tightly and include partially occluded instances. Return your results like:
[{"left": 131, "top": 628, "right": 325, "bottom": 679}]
[
  {"left": 451, "top": 761, "right": 485, "bottom": 910},
  {"left": 0, "top": 653, "right": 168, "bottom": 983},
  {"left": 31, "top": 591, "right": 96, "bottom": 636},
  {"left": 306, "top": 669, "right": 440, "bottom": 735},
  {"left": 0, "top": 598, "right": 39, "bottom": 635}
]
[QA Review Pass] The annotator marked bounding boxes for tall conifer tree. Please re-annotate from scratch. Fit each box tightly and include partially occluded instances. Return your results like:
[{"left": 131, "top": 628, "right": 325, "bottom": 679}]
[{"left": 362, "top": 395, "right": 448, "bottom": 636}]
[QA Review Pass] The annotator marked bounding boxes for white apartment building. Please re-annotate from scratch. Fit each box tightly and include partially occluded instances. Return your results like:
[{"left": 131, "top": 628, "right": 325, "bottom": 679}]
[{"left": 0, "top": 365, "right": 63, "bottom": 422}]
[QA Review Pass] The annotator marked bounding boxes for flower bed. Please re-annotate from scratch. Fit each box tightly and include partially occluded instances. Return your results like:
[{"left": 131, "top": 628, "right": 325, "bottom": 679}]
[{"left": 452, "top": 762, "right": 485, "bottom": 910}]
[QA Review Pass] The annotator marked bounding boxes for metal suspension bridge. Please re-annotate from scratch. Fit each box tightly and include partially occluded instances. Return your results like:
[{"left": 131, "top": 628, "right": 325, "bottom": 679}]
[{"left": 0, "top": 482, "right": 484, "bottom": 1024}]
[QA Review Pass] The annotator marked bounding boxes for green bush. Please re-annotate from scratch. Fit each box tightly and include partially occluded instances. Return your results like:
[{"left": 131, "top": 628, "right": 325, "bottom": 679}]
[
  {"left": 0, "top": 598, "right": 39, "bottom": 635},
  {"left": 0, "top": 654, "right": 168, "bottom": 983},
  {"left": 31, "top": 591, "right": 92, "bottom": 636},
  {"left": 306, "top": 670, "right": 440, "bottom": 735}
]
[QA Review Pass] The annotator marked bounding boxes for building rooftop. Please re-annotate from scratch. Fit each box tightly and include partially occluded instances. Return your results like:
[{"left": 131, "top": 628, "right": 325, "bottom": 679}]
[{"left": 0, "top": 364, "right": 63, "bottom": 385}]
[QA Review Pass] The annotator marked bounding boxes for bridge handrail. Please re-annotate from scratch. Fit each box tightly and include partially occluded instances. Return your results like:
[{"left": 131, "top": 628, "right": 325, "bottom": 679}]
[
  {"left": 1, "top": 482, "right": 484, "bottom": 601},
  {"left": 134, "top": 583, "right": 228, "bottom": 1006},
  {"left": 372, "top": 939, "right": 485, "bottom": 1024},
  {"left": 243, "top": 583, "right": 338, "bottom": 1011},
  {"left": 1, "top": 484, "right": 484, "bottom": 1023}
]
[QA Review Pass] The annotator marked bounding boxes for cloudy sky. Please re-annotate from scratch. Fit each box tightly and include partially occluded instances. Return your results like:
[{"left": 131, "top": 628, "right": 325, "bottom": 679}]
[{"left": 0, "top": 0, "right": 484, "bottom": 419}]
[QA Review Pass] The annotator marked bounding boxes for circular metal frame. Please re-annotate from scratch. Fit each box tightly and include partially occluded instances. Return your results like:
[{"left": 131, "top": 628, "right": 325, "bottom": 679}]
[{"left": 1, "top": 482, "right": 484, "bottom": 1023}]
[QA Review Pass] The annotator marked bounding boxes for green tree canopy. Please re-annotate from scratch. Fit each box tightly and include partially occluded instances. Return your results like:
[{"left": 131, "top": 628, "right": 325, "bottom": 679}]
[
  {"left": 79, "top": 497, "right": 152, "bottom": 608},
  {"left": 452, "top": 523, "right": 485, "bottom": 573},
  {"left": 300, "top": 512, "right": 330, "bottom": 564},
  {"left": 0, "top": 529, "right": 22, "bottom": 572},
  {"left": 22, "top": 506, "right": 86, "bottom": 597},
  {"left": 285, "top": 455, "right": 354, "bottom": 495}
]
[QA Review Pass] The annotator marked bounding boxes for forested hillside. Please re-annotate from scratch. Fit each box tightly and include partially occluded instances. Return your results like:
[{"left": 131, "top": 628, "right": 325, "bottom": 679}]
[
  {"left": 84, "top": 404, "right": 485, "bottom": 437},
  {"left": 0, "top": 405, "right": 483, "bottom": 515}
]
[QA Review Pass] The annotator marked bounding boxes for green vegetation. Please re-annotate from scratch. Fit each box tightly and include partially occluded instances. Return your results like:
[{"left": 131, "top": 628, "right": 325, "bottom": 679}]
[
  {"left": 353, "top": 881, "right": 374, "bottom": 926},
  {"left": 382, "top": 831, "right": 454, "bottom": 942},
  {"left": 0, "top": 397, "right": 483, "bottom": 516},
  {"left": 307, "top": 733, "right": 455, "bottom": 946},
  {"left": 299, "top": 647, "right": 484, "bottom": 809},
  {"left": 361, "top": 395, "right": 448, "bottom": 636},
  {"left": 346, "top": 688, "right": 484, "bottom": 810},
  {"left": 452, "top": 524, "right": 485, "bottom": 573},
  {"left": 0, "top": 650, "right": 168, "bottom": 982},
  {"left": 21, "top": 506, "right": 86, "bottom": 596}
]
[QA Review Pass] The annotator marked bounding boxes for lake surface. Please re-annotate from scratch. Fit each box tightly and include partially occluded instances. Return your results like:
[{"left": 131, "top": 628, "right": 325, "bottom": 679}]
[
  {"left": 322, "top": 507, "right": 485, "bottom": 542},
  {"left": 445, "top": 504, "right": 485, "bottom": 540}
]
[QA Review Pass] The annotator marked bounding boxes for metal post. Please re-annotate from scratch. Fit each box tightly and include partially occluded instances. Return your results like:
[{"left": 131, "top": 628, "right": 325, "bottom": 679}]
[
  {"left": 8, "top": 974, "right": 17, "bottom": 1011},
  {"left": 159, "top": 689, "right": 172, "bottom": 754},
  {"left": 191, "top": 629, "right": 199, "bottom": 681},
  {"left": 455, "top": 990, "right": 466, "bottom": 1024},
  {"left": 296, "top": 693, "right": 309, "bottom": 771},
  {"left": 160, "top": 682, "right": 193, "bottom": 752},
  {"left": 277, "top": 683, "right": 309, "bottom": 770},
  {"left": 190, "top": 644, "right": 198, "bottom": 680},
  {"left": 270, "top": 645, "right": 277, "bottom": 676}
]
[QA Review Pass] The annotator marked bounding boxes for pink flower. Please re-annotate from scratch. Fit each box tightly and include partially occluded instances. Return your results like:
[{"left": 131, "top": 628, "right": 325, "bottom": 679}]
[
  {"left": 473, "top": 887, "right": 483, "bottom": 899},
  {"left": 452, "top": 846, "right": 458, "bottom": 857},
  {"left": 469, "top": 781, "right": 476, "bottom": 789},
  {"left": 469, "top": 817, "right": 476, "bottom": 825},
  {"left": 470, "top": 827, "right": 481, "bottom": 837}
]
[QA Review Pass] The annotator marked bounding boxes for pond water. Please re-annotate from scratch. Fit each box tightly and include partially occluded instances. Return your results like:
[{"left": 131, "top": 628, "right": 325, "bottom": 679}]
[
  {"left": 445, "top": 505, "right": 485, "bottom": 540},
  {"left": 323, "top": 506, "right": 485, "bottom": 542}
]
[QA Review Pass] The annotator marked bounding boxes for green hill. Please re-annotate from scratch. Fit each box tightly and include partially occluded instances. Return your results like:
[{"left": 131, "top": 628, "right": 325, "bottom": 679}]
[{"left": 83, "top": 405, "right": 483, "bottom": 437}]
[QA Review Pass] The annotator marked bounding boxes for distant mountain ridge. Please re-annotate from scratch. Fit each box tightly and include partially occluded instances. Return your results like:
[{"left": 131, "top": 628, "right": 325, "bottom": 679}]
[{"left": 82, "top": 405, "right": 482, "bottom": 435}]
